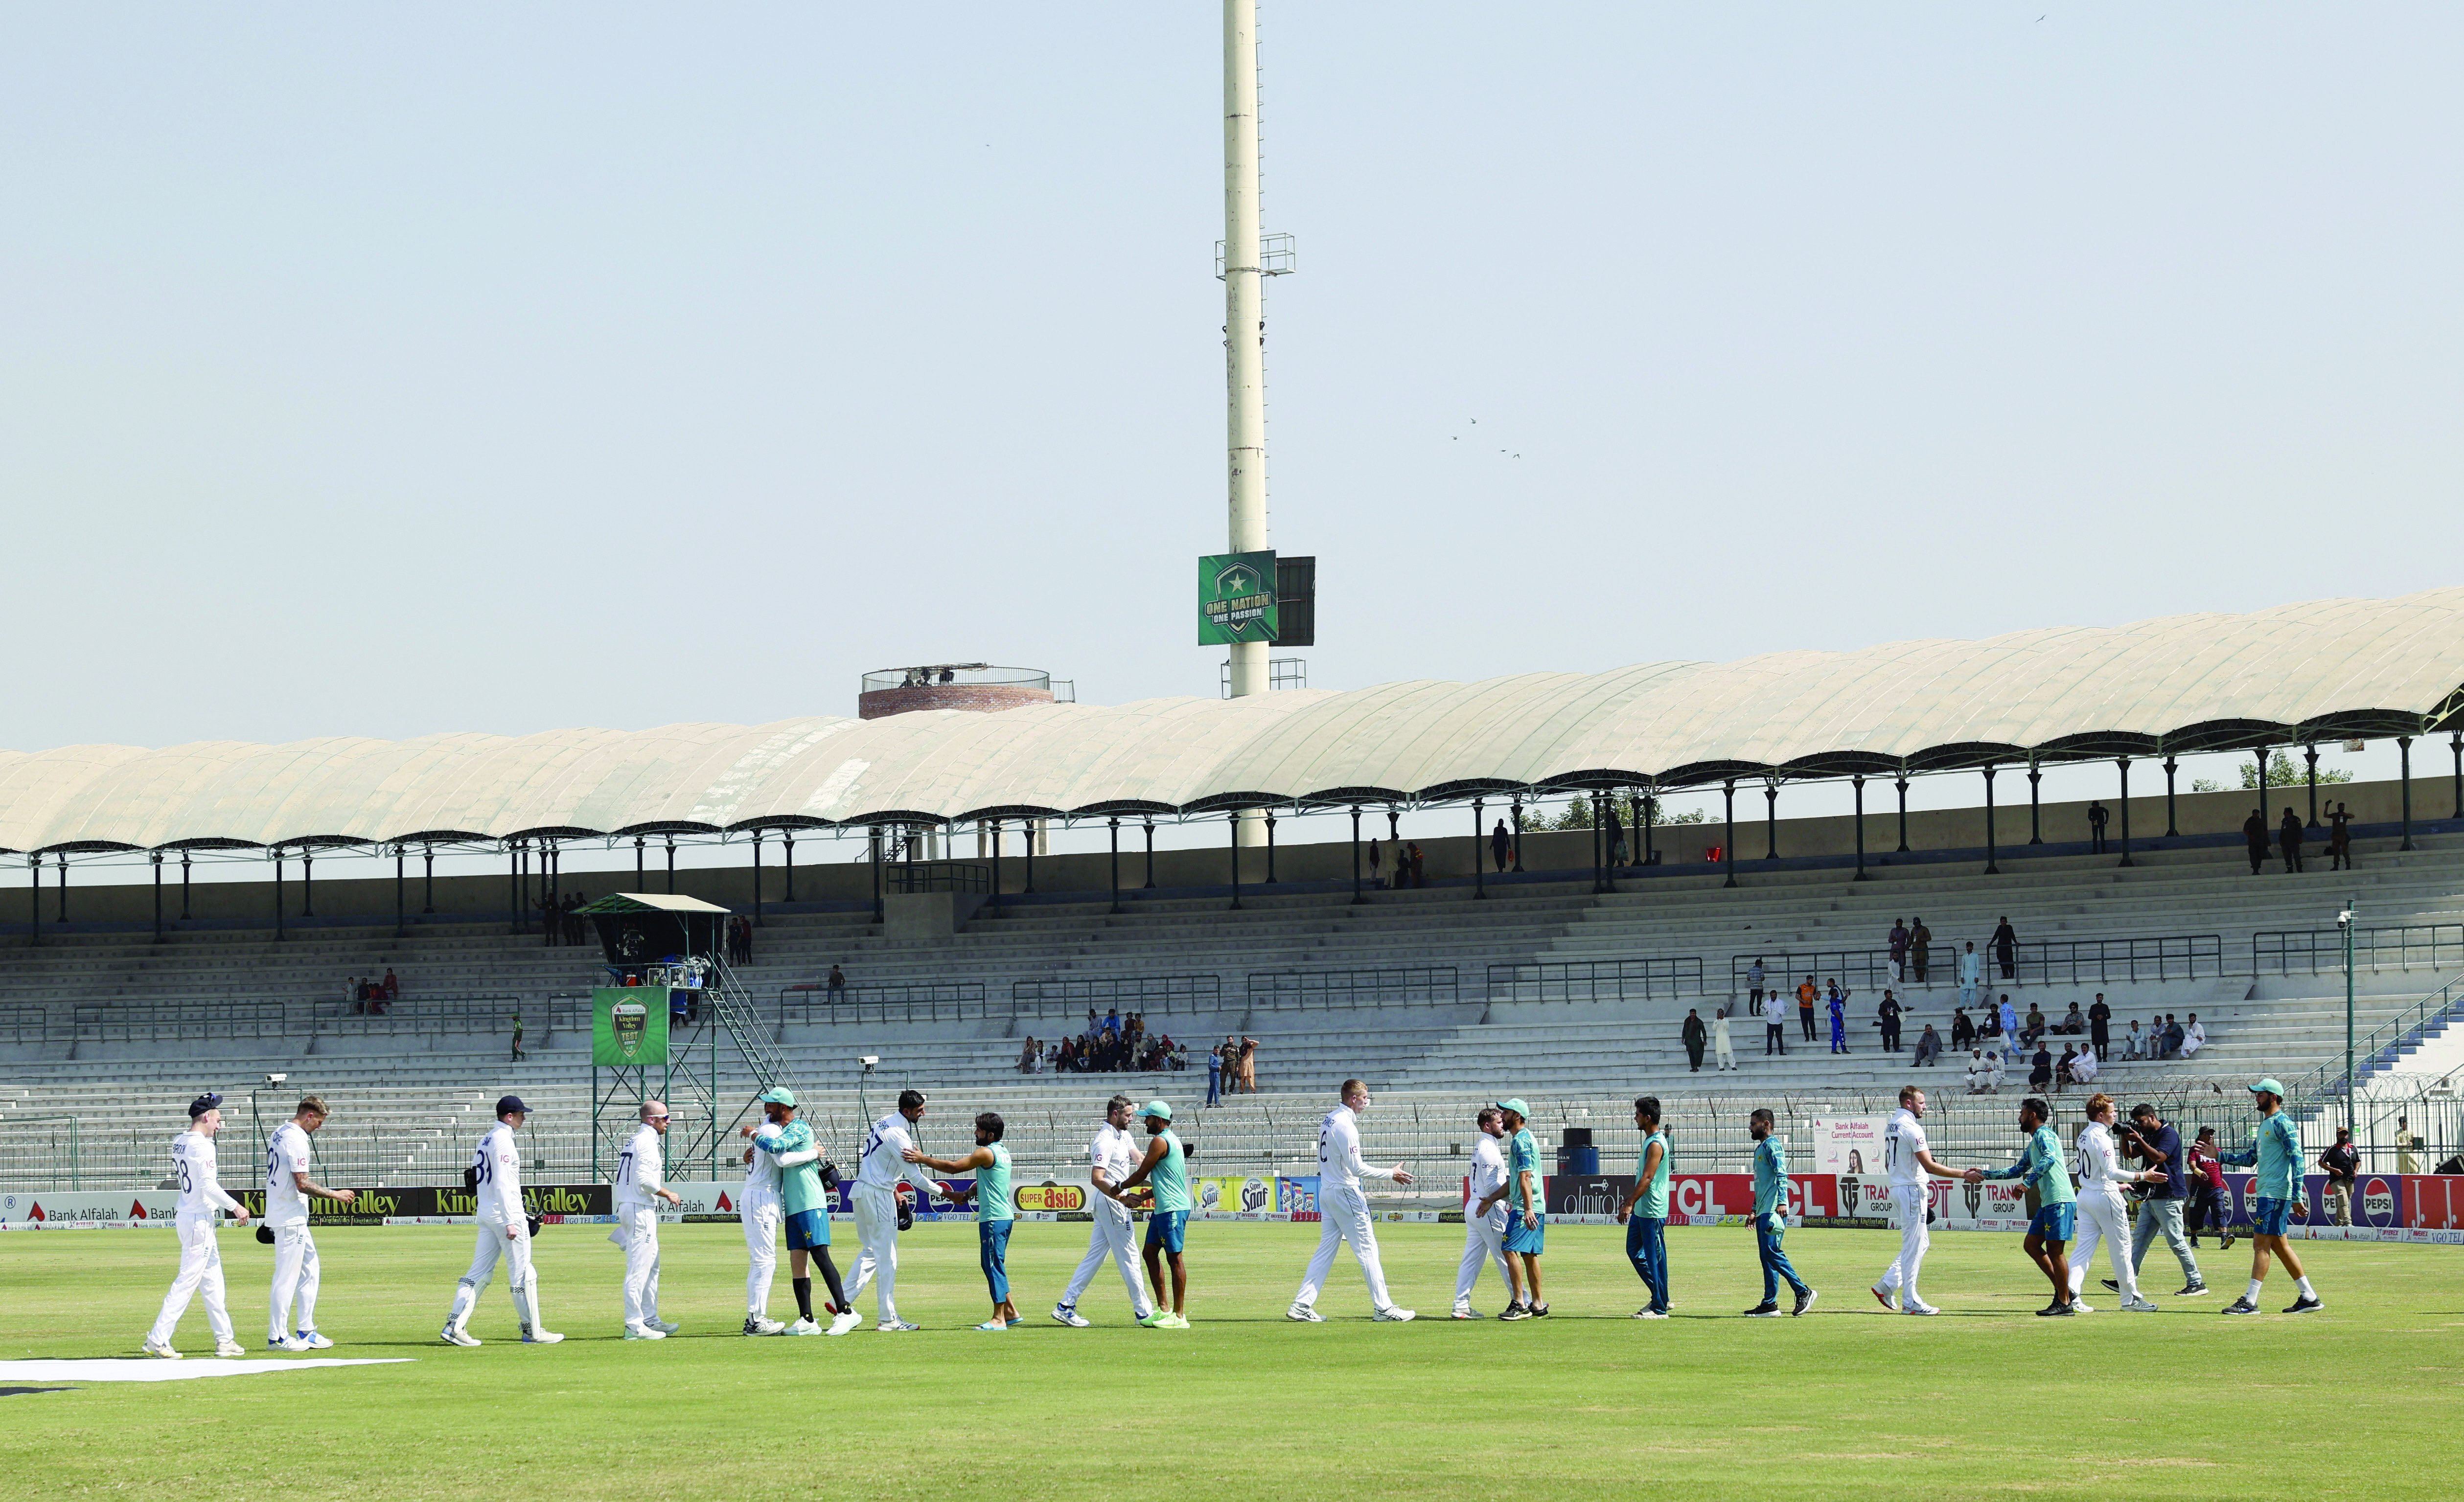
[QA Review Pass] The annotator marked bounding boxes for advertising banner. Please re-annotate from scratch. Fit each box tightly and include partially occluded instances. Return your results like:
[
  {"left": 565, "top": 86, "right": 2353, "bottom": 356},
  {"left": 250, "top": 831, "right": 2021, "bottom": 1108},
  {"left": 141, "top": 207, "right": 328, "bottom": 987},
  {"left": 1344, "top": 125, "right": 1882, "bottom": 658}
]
[
  {"left": 1, "top": 1184, "right": 616, "bottom": 1229},
  {"left": 1811, "top": 1116, "right": 1891, "bottom": 1177},
  {"left": 1193, "top": 1174, "right": 1277, "bottom": 1219},
  {"left": 1278, "top": 1175, "right": 1320, "bottom": 1220},
  {"left": 593, "top": 987, "right": 669, "bottom": 1067},
  {"left": 1197, "top": 550, "right": 1277, "bottom": 644},
  {"left": 0, "top": 1190, "right": 181, "bottom": 1229},
  {"left": 2406, "top": 1174, "right": 2464, "bottom": 1230}
]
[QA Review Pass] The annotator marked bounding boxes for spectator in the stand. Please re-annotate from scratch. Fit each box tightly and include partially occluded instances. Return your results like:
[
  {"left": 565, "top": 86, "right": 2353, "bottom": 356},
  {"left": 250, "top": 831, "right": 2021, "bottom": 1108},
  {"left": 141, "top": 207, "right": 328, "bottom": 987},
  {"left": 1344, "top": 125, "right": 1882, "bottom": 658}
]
[
  {"left": 1390, "top": 838, "right": 1406, "bottom": 889},
  {"left": 1103, "top": 1009, "right": 1121, "bottom": 1038},
  {"left": 2020, "top": 1004, "right": 2047, "bottom": 1049},
  {"left": 1913, "top": 1023, "right": 1942, "bottom": 1068},
  {"left": 827, "top": 965, "right": 847, "bottom": 1002},
  {"left": 2243, "top": 808, "right": 2271, "bottom": 874},
  {"left": 1991, "top": 916, "right": 2018, "bottom": 980},
  {"left": 2029, "top": 1046, "right": 2054, "bottom": 1093},
  {"left": 2319, "top": 1128, "right": 2359, "bottom": 1226},
  {"left": 2327, "top": 802, "right": 2354, "bottom": 871},
  {"left": 1016, "top": 1037, "right": 1039, "bottom": 1074},
  {"left": 2088, "top": 994, "right": 2112, "bottom": 1055},
  {"left": 1408, "top": 841, "right": 1426, "bottom": 888},
  {"left": 1206, "top": 1045, "right": 1224, "bottom": 1106},
  {"left": 1747, "top": 957, "right": 1766, "bottom": 1007},
  {"left": 1950, "top": 1007, "right": 1976, "bottom": 1050},
  {"left": 1826, "top": 981, "right": 1850, "bottom": 1054},
  {"left": 2396, "top": 1115, "right": 2423, "bottom": 1174},
  {"left": 2057, "top": 1002, "right": 2085, "bottom": 1036},
  {"left": 1876, "top": 990, "right": 1902, "bottom": 1053},
  {"left": 1761, "top": 991, "right": 1788, "bottom": 1055},
  {"left": 382, "top": 969, "right": 400, "bottom": 1001},
  {"left": 1985, "top": 1048, "right": 2006, "bottom": 1093},
  {"left": 509, "top": 1011, "right": 525, "bottom": 1063},
  {"left": 1367, "top": 839, "right": 1382, "bottom": 887},
  {"left": 2087, "top": 799, "right": 2110, "bottom": 854},
  {"left": 2180, "top": 1014, "right": 2205, "bottom": 1058},
  {"left": 2123, "top": 1017, "right": 2144, "bottom": 1059},
  {"left": 670, "top": 986, "right": 689, "bottom": 1032},
  {"left": 1957, "top": 942, "right": 1982, "bottom": 1008},
  {"left": 2163, "top": 1014, "right": 2186, "bottom": 1058},
  {"left": 1712, "top": 1003, "right": 1735, "bottom": 1072},
  {"left": 1888, "top": 919, "right": 1911, "bottom": 983},
  {"left": 2279, "top": 808, "right": 2305, "bottom": 874},
  {"left": 2052, "top": 1045, "right": 2077, "bottom": 1092},
  {"left": 1605, "top": 802, "right": 1627, "bottom": 867},
  {"left": 1965, "top": 1047, "right": 1993, "bottom": 1094},
  {"left": 1491, "top": 819, "right": 1512, "bottom": 874},
  {"left": 1681, "top": 1009, "right": 1707, "bottom": 1072},
  {"left": 1796, "top": 978, "right": 1819, "bottom": 1043},
  {"left": 1236, "top": 1035, "right": 1259, "bottom": 1093},
  {"left": 1998, "top": 995, "right": 2020, "bottom": 1059},
  {"left": 1908, "top": 918, "right": 1932, "bottom": 983},
  {"left": 2069, "top": 1044, "right": 2098, "bottom": 1085}
]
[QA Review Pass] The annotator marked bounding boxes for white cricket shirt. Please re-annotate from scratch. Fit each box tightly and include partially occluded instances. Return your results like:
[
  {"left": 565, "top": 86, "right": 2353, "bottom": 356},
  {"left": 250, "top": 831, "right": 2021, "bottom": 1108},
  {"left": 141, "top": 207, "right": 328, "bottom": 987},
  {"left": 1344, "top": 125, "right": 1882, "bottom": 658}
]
[
  {"left": 171, "top": 1131, "right": 240, "bottom": 1219},
  {"left": 1467, "top": 1134, "right": 1508, "bottom": 1204},
  {"left": 1883, "top": 1107, "right": 1930, "bottom": 1188},
  {"left": 855, "top": 1112, "right": 938, "bottom": 1195},
  {"left": 1316, "top": 1104, "right": 1394, "bottom": 1198},
  {"left": 614, "top": 1124, "right": 667, "bottom": 1210},
  {"left": 473, "top": 1121, "right": 525, "bottom": 1223},
  {"left": 264, "top": 1121, "right": 313, "bottom": 1227}
]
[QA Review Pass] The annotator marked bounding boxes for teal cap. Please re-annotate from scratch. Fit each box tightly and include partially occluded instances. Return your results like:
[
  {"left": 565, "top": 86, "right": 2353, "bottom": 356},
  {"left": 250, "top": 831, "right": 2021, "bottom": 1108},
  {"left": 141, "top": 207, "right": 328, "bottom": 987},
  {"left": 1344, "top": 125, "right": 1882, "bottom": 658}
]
[
  {"left": 1140, "top": 1099, "right": 1173, "bottom": 1121},
  {"left": 1494, "top": 1098, "right": 1530, "bottom": 1118},
  {"left": 759, "top": 1086, "right": 798, "bottom": 1108},
  {"left": 2248, "top": 1078, "right": 2285, "bottom": 1099}
]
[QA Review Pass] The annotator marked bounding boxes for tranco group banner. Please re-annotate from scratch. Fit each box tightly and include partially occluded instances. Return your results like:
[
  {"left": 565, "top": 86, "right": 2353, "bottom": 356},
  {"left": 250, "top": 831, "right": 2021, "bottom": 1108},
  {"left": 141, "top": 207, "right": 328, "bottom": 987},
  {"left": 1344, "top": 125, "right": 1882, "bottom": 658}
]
[{"left": 592, "top": 987, "right": 668, "bottom": 1067}]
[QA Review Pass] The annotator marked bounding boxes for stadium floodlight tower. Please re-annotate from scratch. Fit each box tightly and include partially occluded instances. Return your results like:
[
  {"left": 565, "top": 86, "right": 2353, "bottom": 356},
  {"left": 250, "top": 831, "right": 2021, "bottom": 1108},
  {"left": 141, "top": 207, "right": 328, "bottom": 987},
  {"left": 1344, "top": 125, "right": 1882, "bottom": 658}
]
[{"left": 1220, "top": 0, "right": 1291, "bottom": 846}]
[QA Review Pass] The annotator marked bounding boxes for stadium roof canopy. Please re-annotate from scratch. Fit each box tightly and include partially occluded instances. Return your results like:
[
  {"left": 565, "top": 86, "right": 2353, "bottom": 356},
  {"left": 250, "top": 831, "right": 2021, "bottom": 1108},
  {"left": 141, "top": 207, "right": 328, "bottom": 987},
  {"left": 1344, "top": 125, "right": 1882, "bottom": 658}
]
[{"left": 5, "top": 589, "right": 2463, "bottom": 855}]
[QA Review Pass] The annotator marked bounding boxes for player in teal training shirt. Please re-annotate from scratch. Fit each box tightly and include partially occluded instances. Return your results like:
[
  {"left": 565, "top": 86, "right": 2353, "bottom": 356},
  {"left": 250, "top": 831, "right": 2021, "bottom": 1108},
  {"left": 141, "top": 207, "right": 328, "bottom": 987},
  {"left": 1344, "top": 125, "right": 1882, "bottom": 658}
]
[
  {"left": 1980, "top": 1096, "right": 2075, "bottom": 1315},
  {"left": 1614, "top": 1096, "right": 1673, "bottom": 1318},
  {"left": 2212, "top": 1078, "right": 2322, "bottom": 1315},
  {"left": 907, "top": 1111, "right": 1022, "bottom": 1329},
  {"left": 747, "top": 1089, "right": 856, "bottom": 1335},
  {"left": 1478, "top": 1100, "right": 1546, "bottom": 1319},
  {"left": 1114, "top": 1100, "right": 1193, "bottom": 1328},
  {"left": 1745, "top": 1108, "right": 1814, "bottom": 1316}
]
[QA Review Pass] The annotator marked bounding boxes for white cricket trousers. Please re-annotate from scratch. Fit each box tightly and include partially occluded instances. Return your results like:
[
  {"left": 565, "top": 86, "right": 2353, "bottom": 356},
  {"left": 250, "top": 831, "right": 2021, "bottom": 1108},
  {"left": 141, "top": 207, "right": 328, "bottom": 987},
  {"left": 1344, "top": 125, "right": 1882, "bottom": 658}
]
[
  {"left": 741, "top": 1195, "right": 781, "bottom": 1317},
  {"left": 1453, "top": 1205, "right": 1510, "bottom": 1310},
  {"left": 848, "top": 1186, "right": 902, "bottom": 1322},
  {"left": 2067, "top": 1190, "right": 2140, "bottom": 1302},
  {"left": 1059, "top": 1202, "right": 1152, "bottom": 1317},
  {"left": 448, "top": 1216, "right": 538, "bottom": 1332},
  {"left": 150, "top": 1215, "right": 233, "bottom": 1346},
  {"left": 1294, "top": 1185, "right": 1395, "bottom": 1312},
  {"left": 618, "top": 1205, "right": 663, "bottom": 1326},
  {"left": 268, "top": 1223, "right": 320, "bottom": 1341},
  {"left": 1874, "top": 1184, "right": 1930, "bottom": 1308}
]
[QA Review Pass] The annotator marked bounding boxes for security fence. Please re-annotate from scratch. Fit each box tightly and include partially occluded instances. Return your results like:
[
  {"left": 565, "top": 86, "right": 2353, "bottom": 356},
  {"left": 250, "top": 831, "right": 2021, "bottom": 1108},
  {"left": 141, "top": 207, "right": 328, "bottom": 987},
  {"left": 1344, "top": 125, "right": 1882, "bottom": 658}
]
[
  {"left": 2256, "top": 924, "right": 2464, "bottom": 976},
  {"left": 1486, "top": 957, "right": 1704, "bottom": 1003},
  {"left": 1247, "top": 967, "right": 1458, "bottom": 1010}
]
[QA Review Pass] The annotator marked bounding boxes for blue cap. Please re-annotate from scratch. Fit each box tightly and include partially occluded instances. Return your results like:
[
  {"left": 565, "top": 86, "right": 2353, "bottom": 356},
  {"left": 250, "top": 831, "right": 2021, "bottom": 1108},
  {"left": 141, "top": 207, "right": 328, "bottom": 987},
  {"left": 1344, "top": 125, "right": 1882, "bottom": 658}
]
[
  {"left": 188, "top": 1092, "right": 223, "bottom": 1119},
  {"left": 497, "top": 1095, "right": 528, "bottom": 1116}
]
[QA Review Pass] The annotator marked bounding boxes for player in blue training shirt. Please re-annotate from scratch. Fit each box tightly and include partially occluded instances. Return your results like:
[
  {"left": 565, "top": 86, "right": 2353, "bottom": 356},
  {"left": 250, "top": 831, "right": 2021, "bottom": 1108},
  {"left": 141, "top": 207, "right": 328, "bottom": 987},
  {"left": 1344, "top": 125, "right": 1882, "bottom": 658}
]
[
  {"left": 2213, "top": 1078, "right": 2322, "bottom": 1315},
  {"left": 1744, "top": 1107, "right": 1814, "bottom": 1317}
]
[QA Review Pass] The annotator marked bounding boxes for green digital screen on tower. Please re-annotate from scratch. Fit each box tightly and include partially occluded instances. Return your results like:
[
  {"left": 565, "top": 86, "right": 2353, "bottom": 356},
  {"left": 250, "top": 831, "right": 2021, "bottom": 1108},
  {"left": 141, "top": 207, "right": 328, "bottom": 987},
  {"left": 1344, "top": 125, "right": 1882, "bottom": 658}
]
[
  {"left": 592, "top": 987, "right": 669, "bottom": 1067},
  {"left": 1198, "top": 550, "right": 1278, "bottom": 645}
]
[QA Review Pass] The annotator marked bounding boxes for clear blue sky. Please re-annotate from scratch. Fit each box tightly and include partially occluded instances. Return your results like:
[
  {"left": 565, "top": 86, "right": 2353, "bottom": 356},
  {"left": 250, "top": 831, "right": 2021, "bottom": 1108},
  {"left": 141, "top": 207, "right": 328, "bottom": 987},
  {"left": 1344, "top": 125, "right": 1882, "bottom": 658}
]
[{"left": 5, "top": 3, "right": 2457, "bottom": 773}]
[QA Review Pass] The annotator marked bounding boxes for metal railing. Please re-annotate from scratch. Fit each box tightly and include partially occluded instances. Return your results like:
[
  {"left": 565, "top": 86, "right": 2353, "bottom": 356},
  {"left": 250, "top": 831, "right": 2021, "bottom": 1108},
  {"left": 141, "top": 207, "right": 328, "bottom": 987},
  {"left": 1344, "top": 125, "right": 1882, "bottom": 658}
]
[
  {"left": 2256, "top": 924, "right": 2464, "bottom": 976},
  {"left": 1735, "top": 934, "right": 2224, "bottom": 994},
  {"left": 0, "top": 1005, "right": 45, "bottom": 1047},
  {"left": 1486, "top": 957, "right": 1704, "bottom": 1003},
  {"left": 888, "top": 862, "right": 991, "bottom": 895},
  {"left": 776, "top": 981, "right": 991, "bottom": 1027},
  {"left": 1247, "top": 966, "right": 1458, "bottom": 1010},
  {"left": 1012, "top": 975, "right": 1223, "bottom": 1016},
  {"left": 69, "top": 1001, "right": 291, "bottom": 1045},
  {"left": 2287, "top": 970, "right": 2464, "bottom": 1108},
  {"left": 303, "top": 993, "right": 556, "bottom": 1040}
]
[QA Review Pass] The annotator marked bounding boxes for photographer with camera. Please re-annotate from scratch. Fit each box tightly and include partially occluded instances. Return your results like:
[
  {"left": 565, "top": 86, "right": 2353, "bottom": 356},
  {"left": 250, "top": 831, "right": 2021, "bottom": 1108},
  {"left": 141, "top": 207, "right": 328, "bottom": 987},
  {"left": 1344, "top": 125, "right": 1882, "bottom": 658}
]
[{"left": 2105, "top": 1103, "right": 2206, "bottom": 1297}]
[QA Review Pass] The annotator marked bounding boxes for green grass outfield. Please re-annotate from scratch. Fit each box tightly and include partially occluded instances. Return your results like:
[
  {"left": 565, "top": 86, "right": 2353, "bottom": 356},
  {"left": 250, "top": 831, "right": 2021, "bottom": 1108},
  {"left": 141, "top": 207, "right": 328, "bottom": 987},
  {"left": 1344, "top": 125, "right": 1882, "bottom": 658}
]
[{"left": 3, "top": 1220, "right": 2458, "bottom": 1501}]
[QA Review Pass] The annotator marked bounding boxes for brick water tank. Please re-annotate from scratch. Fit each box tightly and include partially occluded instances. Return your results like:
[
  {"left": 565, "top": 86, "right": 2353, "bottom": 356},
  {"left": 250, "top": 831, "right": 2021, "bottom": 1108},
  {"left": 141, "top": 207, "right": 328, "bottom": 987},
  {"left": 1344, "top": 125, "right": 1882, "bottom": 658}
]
[{"left": 858, "top": 665, "right": 1070, "bottom": 720}]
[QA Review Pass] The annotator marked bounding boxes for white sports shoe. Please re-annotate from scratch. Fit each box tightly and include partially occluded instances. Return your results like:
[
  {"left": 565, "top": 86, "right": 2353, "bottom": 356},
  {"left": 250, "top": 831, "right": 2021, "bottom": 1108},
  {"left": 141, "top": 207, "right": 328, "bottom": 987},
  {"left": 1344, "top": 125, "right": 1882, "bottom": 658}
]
[
  {"left": 213, "top": 1339, "right": 246, "bottom": 1358},
  {"left": 522, "top": 1328, "right": 565, "bottom": 1344},
  {"left": 1373, "top": 1306, "right": 1418, "bottom": 1322},
  {"left": 2071, "top": 1299, "right": 2096, "bottom": 1314},
  {"left": 1900, "top": 1300, "right": 1941, "bottom": 1316},
  {"left": 1051, "top": 1305, "right": 1091, "bottom": 1328},
  {"left": 294, "top": 1329, "right": 335, "bottom": 1350},
  {"left": 440, "top": 1325, "right": 482, "bottom": 1347},
  {"left": 826, "top": 1311, "right": 864, "bottom": 1336},
  {"left": 622, "top": 1323, "right": 667, "bottom": 1341},
  {"left": 1451, "top": 1308, "right": 1483, "bottom": 1320},
  {"left": 2121, "top": 1297, "right": 2160, "bottom": 1313},
  {"left": 268, "top": 1334, "right": 312, "bottom": 1353},
  {"left": 143, "top": 1338, "right": 182, "bottom": 1360},
  {"left": 1285, "top": 1303, "right": 1325, "bottom": 1323},
  {"left": 876, "top": 1319, "right": 920, "bottom": 1332},
  {"left": 784, "top": 1318, "right": 823, "bottom": 1336},
  {"left": 745, "top": 1317, "right": 787, "bottom": 1336}
]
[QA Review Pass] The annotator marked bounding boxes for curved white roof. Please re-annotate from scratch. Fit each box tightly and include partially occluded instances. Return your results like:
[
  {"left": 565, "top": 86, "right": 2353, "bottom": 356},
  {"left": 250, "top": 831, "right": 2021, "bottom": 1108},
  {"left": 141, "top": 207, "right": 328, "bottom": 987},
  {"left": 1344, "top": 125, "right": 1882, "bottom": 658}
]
[{"left": 6, "top": 589, "right": 2461, "bottom": 854}]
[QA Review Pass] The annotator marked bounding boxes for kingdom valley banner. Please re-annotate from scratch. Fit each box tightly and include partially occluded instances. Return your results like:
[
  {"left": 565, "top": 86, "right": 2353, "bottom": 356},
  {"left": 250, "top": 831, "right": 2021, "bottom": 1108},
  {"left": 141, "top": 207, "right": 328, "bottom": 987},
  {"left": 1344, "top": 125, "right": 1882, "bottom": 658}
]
[{"left": 592, "top": 987, "right": 669, "bottom": 1067}]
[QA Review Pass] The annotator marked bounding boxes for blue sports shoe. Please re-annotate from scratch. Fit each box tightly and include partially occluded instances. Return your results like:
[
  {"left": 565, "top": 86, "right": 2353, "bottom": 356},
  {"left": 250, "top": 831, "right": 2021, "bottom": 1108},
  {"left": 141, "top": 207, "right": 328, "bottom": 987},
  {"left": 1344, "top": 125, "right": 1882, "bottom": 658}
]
[{"left": 295, "top": 1330, "right": 334, "bottom": 1349}]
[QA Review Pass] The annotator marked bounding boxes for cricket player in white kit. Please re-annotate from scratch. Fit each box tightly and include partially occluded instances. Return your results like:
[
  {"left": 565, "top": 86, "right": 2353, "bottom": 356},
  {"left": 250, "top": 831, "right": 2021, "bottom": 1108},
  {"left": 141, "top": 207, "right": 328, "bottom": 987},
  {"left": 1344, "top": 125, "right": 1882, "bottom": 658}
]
[
  {"left": 1052, "top": 1094, "right": 1156, "bottom": 1327},
  {"left": 615, "top": 1101, "right": 684, "bottom": 1338},
  {"left": 738, "top": 1088, "right": 789, "bottom": 1336},
  {"left": 1869, "top": 1086, "right": 1981, "bottom": 1317},
  {"left": 1289, "top": 1079, "right": 1417, "bottom": 1322},
  {"left": 439, "top": 1094, "right": 561, "bottom": 1346},
  {"left": 2066, "top": 1092, "right": 2164, "bottom": 1313},
  {"left": 1452, "top": 1106, "right": 1512, "bottom": 1320},
  {"left": 264, "top": 1095, "right": 356, "bottom": 1351},
  {"left": 145, "top": 1093, "right": 250, "bottom": 1358},
  {"left": 847, "top": 1089, "right": 944, "bottom": 1331}
]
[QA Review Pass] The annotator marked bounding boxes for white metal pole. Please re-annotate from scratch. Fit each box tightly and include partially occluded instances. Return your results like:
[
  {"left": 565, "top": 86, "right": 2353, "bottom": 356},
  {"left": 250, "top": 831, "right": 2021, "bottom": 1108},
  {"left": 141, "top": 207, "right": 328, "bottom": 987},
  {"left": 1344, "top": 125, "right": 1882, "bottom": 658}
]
[{"left": 1223, "top": 0, "right": 1268, "bottom": 851}]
